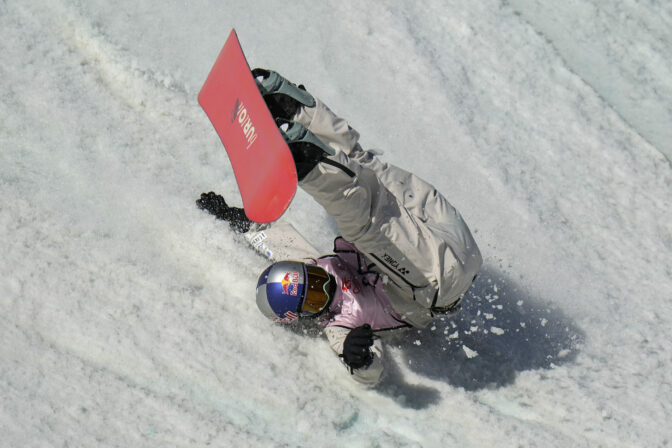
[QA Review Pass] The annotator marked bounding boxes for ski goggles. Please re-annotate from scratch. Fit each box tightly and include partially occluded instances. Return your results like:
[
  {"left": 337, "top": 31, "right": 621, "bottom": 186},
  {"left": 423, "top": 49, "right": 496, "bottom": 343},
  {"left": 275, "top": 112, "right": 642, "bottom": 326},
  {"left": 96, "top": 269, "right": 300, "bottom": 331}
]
[{"left": 300, "top": 264, "right": 333, "bottom": 316}]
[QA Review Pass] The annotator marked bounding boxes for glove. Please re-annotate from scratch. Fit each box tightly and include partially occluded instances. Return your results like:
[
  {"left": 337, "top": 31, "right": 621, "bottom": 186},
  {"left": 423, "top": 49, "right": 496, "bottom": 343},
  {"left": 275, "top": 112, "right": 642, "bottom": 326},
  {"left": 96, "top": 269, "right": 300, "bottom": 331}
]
[
  {"left": 196, "top": 192, "right": 252, "bottom": 233},
  {"left": 340, "top": 324, "right": 375, "bottom": 371}
]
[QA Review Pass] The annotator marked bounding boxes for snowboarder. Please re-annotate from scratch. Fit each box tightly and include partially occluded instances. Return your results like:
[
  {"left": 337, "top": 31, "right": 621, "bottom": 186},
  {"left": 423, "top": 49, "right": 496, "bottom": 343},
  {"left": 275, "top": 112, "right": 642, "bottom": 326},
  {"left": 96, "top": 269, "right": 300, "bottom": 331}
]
[{"left": 197, "top": 69, "right": 482, "bottom": 386}]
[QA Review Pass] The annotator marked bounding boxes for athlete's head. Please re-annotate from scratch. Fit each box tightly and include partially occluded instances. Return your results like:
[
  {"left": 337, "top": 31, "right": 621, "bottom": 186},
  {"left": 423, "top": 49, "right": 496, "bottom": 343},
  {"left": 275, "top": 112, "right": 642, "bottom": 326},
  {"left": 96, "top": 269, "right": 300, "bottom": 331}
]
[{"left": 255, "top": 261, "right": 334, "bottom": 323}]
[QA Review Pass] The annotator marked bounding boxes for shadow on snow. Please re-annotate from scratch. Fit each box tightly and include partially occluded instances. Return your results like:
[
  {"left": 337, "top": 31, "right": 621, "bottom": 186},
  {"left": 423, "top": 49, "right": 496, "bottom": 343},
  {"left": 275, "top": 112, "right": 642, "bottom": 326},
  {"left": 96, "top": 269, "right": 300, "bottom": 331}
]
[{"left": 375, "top": 266, "right": 584, "bottom": 409}]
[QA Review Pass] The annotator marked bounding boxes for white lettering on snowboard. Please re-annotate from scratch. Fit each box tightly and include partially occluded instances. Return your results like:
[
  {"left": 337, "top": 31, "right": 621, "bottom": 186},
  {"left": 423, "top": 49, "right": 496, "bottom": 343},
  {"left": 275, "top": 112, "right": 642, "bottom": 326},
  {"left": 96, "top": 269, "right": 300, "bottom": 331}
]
[{"left": 231, "top": 98, "right": 258, "bottom": 150}]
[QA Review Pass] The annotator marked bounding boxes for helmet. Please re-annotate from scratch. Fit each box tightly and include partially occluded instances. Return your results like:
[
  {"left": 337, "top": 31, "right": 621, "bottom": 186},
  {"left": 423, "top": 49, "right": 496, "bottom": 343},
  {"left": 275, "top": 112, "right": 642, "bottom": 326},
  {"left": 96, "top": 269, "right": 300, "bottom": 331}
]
[{"left": 255, "top": 260, "right": 333, "bottom": 323}]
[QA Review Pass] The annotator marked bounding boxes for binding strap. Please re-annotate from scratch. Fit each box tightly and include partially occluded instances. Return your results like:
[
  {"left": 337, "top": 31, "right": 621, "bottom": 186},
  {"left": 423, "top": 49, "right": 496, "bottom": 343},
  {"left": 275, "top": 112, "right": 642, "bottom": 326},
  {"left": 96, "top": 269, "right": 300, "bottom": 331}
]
[{"left": 252, "top": 68, "right": 316, "bottom": 108}]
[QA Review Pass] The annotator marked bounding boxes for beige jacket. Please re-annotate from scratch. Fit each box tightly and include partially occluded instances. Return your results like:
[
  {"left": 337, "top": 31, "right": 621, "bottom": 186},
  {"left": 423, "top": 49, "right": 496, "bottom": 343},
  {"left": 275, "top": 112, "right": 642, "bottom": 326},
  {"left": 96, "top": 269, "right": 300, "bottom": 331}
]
[{"left": 296, "top": 99, "right": 482, "bottom": 328}]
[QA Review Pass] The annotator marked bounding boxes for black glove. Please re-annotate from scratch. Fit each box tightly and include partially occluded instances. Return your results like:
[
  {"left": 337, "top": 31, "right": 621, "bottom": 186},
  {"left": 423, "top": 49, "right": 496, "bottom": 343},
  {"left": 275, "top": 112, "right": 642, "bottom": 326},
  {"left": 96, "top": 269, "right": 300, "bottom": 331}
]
[
  {"left": 196, "top": 192, "right": 252, "bottom": 233},
  {"left": 340, "top": 324, "right": 375, "bottom": 371}
]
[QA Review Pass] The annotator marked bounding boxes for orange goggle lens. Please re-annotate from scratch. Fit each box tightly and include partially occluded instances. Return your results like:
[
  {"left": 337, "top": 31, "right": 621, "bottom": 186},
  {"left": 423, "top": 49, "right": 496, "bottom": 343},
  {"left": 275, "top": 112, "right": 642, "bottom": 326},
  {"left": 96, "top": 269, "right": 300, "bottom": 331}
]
[{"left": 301, "top": 265, "right": 332, "bottom": 315}]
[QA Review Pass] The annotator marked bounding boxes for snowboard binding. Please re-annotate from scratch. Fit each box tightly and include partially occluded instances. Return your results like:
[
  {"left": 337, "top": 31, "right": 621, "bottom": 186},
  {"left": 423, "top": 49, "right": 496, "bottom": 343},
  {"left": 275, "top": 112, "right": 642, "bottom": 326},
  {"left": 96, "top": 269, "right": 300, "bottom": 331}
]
[
  {"left": 277, "top": 120, "right": 333, "bottom": 181},
  {"left": 253, "top": 68, "right": 315, "bottom": 120},
  {"left": 253, "top": 67, "right": 354, "bottom": 181},
  {"left": 278, "top": 120, "right": 354, "bottom": 181}
]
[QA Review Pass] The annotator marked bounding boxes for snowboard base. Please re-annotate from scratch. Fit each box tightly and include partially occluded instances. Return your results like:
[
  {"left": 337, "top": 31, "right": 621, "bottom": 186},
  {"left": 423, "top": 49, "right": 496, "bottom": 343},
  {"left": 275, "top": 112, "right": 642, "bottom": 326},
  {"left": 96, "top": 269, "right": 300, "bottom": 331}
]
[{"left": 198, "top": 29, "right": 297, "bottom": 223}]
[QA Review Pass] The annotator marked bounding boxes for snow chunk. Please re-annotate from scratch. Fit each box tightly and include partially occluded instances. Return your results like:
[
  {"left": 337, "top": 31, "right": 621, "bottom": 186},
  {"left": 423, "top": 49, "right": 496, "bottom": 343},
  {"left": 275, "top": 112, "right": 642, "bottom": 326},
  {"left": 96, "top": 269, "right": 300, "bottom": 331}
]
[
  {"left": 490, "top": 326, "right": 505, "bottom": 335},
  {"left": 463, "top": 345, "right": 479, "bottom": 358}
]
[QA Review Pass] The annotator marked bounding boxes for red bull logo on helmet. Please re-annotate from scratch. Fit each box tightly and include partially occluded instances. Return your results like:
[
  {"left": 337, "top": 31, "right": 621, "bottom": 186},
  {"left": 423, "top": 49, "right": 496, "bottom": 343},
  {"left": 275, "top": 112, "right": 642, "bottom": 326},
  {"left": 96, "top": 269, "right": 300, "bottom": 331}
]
[{"left": 281, "top": 272, "right": 300, "bottom": 296}]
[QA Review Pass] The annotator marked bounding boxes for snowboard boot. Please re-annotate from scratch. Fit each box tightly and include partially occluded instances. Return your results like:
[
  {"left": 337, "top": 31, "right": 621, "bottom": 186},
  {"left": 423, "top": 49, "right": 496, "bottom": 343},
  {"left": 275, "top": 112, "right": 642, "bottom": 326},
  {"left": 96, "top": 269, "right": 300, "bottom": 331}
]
[
  {"left": 252, "top": 68, "right": 315, "bottom": 120},
  {"left": 279, "top": 121, "right": 354, "bottom": 181}
]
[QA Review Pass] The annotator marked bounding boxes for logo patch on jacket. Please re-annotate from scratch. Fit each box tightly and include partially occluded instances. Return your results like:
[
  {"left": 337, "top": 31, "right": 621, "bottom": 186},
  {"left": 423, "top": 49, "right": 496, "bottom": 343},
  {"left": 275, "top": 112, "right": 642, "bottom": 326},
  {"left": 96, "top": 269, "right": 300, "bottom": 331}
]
[
  {"left": 382, "top": 253, "right": 410, "bottom": 276},
  {"left": 341, "top": 277, "right": 361, "bottom": 294}
]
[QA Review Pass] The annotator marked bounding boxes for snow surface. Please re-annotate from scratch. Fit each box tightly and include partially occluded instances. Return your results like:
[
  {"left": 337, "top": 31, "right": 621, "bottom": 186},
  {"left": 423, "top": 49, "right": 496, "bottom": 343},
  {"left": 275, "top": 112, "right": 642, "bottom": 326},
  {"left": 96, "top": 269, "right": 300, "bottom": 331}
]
[{"left": 1, "top": 0, "right": 671, "bottom": 446}]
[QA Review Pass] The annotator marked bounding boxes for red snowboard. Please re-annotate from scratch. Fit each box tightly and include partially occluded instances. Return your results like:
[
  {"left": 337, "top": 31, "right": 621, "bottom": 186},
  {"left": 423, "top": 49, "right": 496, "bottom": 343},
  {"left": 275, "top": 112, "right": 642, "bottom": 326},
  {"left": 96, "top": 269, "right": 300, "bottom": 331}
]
[{"left": 198, "top": 29, "right": 297, "bottom": 223}]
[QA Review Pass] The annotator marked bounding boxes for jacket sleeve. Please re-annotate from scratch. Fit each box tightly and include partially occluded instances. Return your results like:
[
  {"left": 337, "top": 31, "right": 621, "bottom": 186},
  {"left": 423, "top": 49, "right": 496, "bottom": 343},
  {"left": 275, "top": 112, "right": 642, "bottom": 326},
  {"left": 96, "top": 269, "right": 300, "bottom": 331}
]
[
  {"left": 244, "top": 221, "right": 321, "bottom": 262},
  {"left": 324, "top": 326, "right": 384, "bottom": 387}
]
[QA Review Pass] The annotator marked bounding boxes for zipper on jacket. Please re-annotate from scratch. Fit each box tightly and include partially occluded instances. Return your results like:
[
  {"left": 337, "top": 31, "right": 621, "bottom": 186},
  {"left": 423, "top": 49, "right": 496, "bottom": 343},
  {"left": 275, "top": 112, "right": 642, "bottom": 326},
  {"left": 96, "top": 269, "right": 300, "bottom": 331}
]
[{"left": 320, "top": 158, "right": 355, "bottom": 177}]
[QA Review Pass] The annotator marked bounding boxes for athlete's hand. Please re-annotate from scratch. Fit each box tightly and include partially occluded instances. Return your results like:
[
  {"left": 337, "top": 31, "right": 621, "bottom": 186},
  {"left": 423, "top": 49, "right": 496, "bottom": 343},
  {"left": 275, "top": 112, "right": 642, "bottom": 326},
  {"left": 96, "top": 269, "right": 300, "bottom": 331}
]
[
  {"left": 340, "top": 324, "right": 374, "bottom": 370},
  {"left": 196, "top": 192, "right": 252, "bottom": 233}
]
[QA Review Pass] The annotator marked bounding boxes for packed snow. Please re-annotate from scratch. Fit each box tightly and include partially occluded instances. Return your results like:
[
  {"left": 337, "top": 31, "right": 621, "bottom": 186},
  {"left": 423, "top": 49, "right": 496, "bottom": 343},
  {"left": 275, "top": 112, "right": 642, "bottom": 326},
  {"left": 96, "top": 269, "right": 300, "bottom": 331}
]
[{"left": 1, "top": 0, "right": 671, "bottom": 446}]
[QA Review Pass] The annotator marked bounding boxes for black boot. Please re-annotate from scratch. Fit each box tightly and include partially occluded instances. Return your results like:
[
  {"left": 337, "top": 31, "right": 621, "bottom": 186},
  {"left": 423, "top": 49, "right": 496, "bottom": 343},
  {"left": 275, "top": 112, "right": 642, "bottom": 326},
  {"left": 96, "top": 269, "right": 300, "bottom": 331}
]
[
  {"left": 252, "top": 68, "right": 315, "bottom": 120},
  {"left": 279, "top": 121, "right": 335, "bottom": 181}
]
